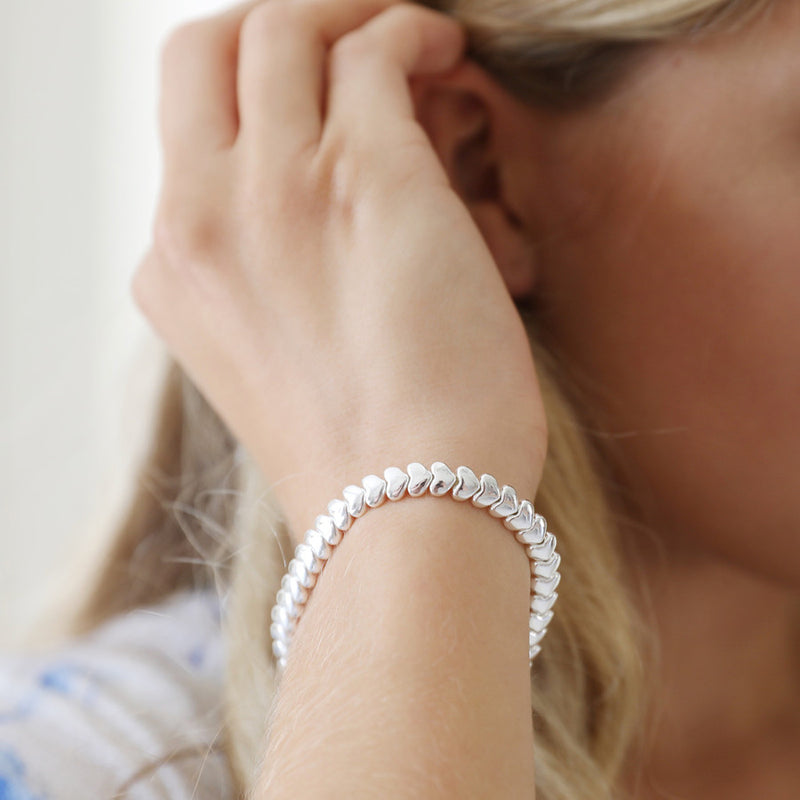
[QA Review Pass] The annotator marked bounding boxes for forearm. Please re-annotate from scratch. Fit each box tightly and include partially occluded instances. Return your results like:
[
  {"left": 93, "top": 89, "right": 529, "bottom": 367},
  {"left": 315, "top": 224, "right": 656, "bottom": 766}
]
[{"left": 254, "top": 495, "right": 536, "bottom": 799}]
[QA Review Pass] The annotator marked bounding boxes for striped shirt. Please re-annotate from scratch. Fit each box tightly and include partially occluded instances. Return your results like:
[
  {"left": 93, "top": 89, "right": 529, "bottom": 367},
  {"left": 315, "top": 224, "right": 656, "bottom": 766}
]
[{"left": 0, "top": 588, "right": 232, "bottom": 799}]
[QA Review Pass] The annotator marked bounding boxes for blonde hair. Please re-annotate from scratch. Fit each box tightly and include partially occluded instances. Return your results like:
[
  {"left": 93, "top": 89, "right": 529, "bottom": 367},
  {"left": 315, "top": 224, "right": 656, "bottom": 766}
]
[{"left": 25, "top": 1, "right": 775, "bottom": 798}]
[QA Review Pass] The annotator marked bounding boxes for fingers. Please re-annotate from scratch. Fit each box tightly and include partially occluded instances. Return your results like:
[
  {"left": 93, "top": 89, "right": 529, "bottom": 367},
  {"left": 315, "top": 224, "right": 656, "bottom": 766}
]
[
  {"left": 159, "top": 0, "right": 466, "bottom": 174},
  {"left": 324, "top": 4, "right": 465, "bottom": 150},
  {"left": 159, "top": 1, "right": 262, "bottom": 157},
  {"left": 236, "top": 0, "right": 396, "bottom": 157}
]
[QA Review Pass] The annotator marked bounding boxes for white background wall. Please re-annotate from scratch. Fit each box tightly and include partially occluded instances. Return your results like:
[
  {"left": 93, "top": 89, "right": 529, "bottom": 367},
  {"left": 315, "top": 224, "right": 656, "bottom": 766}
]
[{"left": 0, "top": 0, "right": 232, "bottom": 645}]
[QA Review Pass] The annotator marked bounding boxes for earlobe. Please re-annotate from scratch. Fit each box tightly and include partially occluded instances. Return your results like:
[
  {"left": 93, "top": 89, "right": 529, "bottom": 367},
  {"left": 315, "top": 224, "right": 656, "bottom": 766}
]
[
  {"left": 410, "top": 61, "right": 540, "bottom": 299},
  {"left": 470, "top": 200, "right": 538, "bottom": 299}
]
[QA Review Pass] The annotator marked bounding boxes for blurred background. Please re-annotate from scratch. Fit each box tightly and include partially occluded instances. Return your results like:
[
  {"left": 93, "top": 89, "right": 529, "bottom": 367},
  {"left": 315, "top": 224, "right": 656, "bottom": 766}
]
[{"left": 0, "top": 0, "right": 232, "bottom": 646}]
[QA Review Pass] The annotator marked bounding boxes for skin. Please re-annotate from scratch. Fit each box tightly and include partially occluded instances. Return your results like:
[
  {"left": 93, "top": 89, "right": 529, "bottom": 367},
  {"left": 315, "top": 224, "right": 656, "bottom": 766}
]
[
  {"left": 134, "top": 0, "right": 547, "bottom": 542},
  {"left": 135, "top": 0, "right": 799, "bottom": 795},
  {"left": 412, "top": 0, "right": 800, "bottom": 795},
  {"left": 136, "top": 1, "right": 544, "bottom": 796}
]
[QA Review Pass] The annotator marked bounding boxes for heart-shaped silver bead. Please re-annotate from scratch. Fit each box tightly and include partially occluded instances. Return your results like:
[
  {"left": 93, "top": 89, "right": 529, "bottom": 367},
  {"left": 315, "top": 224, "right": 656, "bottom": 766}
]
[
  {"left": 328, "top": 498, "right": 353, "bottom": 531},
  {"left": 342, "top": 485, "right": 366, "bottom": 518},
  {"left": 533, "top": 552, "right": 561, "bottom": 579},
  {"left": 529, "top": 628, "right": 546, "bottom": 647},
  {"left": 525, "top": 532, "right": 556, "bottom": 560},
  {"left": 429, "top": 461, "right": 456, "bottom": 496},
  {"left": 530, "top": 591, "right": 558, "bottom": 615},
  {"left": 289, "top": 557, "right": 316, "bottom": 590},
  {"left": 276, "top": 588, "right": 300, "bottom": 619},
  {"left": 471, "top": 474, "right": 500, "bottom": 508},
  {"left": 504, "top": 499, "right": 533, "bottom": 531},
  {"left": 516, "top": 514, "right": 547, "bottom": 545},
  {"left": 270, "top": 622, "right": 291, "bottom": 644},
  {"left": 295, "top": 542, "right": 322, "bottom": 575},
  {"left": 533, "top": 572, "right": 561, "bottom": 595},
  {"left": 281, "top": 572, "right": 308, "bottom": 605},
  {"left": 530, "top": 609, "right": 554, "bottom": 632},
  {"left": 384, "top": 467, "right": 409, "bottom": 501},
  {"left": 452, "top": 465, "right": 480, "bottom": 501},
  {"left": 270, "top": 608, "right": 295, "bottom": 636},
  {"left": 271, "top": 604, "right": 292, "bottom": 628},
  {"left": 406, "top": 462, "right": 432, "bottom": 496},
  {"left": 305, "top": 529, "right": 332, "bottom": 562},
  {"left": 272, "top": 639, "right": 289, "bottom": 660},
  {"left": 314, "top": 514, "right": 342, "bottom": 547},
  {"left": 362, "top": 474, "right": 387, "bottom": 507},
  {"left": 489, "top": 484, "right": 519, "bottom": 518}
]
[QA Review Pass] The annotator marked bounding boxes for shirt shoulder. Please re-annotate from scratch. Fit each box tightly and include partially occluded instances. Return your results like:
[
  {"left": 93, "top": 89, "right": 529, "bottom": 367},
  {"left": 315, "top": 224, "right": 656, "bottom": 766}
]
[{"left": 0, "top": 588, "right": 233, "bottom": 800}]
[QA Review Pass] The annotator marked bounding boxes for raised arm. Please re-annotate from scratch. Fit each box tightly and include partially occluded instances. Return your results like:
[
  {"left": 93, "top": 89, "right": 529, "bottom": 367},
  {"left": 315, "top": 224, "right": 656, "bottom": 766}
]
[{"left": 132, "top": 0, "right": 549, "bottom": 795}]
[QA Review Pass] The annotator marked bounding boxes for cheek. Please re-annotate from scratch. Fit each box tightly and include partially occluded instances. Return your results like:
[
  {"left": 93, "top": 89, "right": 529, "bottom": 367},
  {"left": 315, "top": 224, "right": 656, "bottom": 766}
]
[{"left": 536, "top": 140, "right": 800, "bottom": 583}]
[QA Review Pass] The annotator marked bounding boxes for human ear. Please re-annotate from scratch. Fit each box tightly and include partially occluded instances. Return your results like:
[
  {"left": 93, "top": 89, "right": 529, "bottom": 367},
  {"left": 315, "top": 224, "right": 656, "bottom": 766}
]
[{"left": 410, "top": 60, "right": 539, "bottom": 299}]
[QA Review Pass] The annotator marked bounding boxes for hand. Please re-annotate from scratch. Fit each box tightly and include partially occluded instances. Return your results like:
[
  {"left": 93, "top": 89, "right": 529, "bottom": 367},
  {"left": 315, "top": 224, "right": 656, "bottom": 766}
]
[{"left": 132, "top": 0, "right": 548, "bottom": 542}]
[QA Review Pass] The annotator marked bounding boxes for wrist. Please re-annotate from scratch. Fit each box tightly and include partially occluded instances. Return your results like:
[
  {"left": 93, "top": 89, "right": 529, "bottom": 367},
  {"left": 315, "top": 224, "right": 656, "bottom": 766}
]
[
  {"left": 290, "top": 493, "right": 533, "bottom": 669},
  {"left": 272, "top": 458, "right": 556, "bottom": 673},
  {"left": 261, "top": 494, "right": 537, "bottom": 798},
  {"left": 272, "top": 445, "right": 544, "bottom": 549}
]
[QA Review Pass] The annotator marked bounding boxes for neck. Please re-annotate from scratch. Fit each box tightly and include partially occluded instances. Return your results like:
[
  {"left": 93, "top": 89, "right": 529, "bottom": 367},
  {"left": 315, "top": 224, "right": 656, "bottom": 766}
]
[{"left": 620, "top": 522, "right": 800, "bottom": 788}]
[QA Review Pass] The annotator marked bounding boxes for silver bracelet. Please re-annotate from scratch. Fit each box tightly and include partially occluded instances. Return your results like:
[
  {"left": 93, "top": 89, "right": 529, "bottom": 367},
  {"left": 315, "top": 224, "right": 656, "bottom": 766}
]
[{"left": 270, "top": 461, "right": 561, "bottom": 673}]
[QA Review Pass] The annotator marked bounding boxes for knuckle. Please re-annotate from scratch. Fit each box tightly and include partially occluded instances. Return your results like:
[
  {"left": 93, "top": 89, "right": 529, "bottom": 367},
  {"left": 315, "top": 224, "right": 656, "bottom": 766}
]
[
  {"left": 130, "top": 254, "right": 155, "bottom": 314},
  {"left": 380, "top": 3, "right": 424, "bottom": 31},
  {"left": 160, "top": 20, "right": 205, "bottom": 71},
  {"left": 330, "top": 4, "right": 419, "bottom": 63},
  {"left": 130, "top": 249, "right": 174, "bottom": 325},
  {"left": 240, "top": 0, "right": 301, "bottom": 43},
  {"left": 330, "top": 28, "right": 374, "bottom": 64},
  {"left": 308, "top": 148, "right": 360, "bottom": 227},
  {"left": 152, "top": 201, "right": 221, "bottom": 268}
]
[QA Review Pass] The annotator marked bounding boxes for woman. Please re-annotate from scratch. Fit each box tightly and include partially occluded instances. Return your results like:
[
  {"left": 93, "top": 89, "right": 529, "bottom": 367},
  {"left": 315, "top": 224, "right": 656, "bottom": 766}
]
[{"left": 1, "top": 0, "right": 797, "bottom": 797}]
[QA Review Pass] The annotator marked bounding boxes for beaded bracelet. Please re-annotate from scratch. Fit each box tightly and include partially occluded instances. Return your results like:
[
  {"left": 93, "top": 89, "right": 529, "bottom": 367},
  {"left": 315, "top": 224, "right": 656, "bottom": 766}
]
[{"left": 270, "top": 461, "right": 561, "bottom": 673}]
